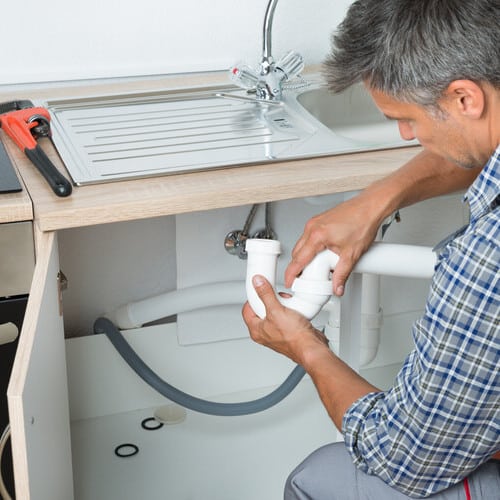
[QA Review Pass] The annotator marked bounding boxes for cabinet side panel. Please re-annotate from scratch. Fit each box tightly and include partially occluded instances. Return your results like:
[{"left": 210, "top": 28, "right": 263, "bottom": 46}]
[{"left": 7, "top": 232, "right": 74, "bottom": 500}]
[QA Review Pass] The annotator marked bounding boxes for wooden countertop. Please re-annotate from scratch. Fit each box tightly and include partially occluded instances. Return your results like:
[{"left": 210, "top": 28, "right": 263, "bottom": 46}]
[{"left": 0, "top": 70, "right": 421, "bottom": 232}]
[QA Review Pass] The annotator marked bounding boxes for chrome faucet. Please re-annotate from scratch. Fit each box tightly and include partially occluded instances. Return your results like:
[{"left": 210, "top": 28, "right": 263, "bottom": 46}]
[
  {"left": 261, "top": 0, "right": 280, "bottom": 77},
  {"left": 231, "top": 0, "right": 305, "bottom": 101}
]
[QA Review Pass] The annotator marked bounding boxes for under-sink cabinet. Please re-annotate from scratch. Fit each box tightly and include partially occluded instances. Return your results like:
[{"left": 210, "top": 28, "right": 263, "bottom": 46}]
[
  {"left": 8, "top": 229, "right": 342, "bottom": 500},
  {"left": 6, "top": 210, "right": 436, "bottom": 499}
]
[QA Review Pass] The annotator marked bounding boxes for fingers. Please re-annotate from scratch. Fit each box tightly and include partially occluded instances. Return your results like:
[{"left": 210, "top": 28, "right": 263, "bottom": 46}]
[
  {"left": 242, "top": 274, "right": 281, "bottom": 324},
  {"left": 284, "top": 201, "right": 377, "bottom": 295},
  {"left": 241, "top": 301, "right": 258, "bottom": 328},
  {"left": 285, "top": 229, "right": 326, "bottom": 288},
  {"left": 330, "top": 256, "right": 353, "bottom": 296},
  {"left": 284, "top": 258, "right": 305, "bottom": 289},
  {"left": 242, "top": 275, "right": 327, "bottom": 365},
  {"left": 251, "top": 274, "right": 281, "bottom": 309},
  {"left": 242, "top": 276, "right": 281, "bottom": 346}
]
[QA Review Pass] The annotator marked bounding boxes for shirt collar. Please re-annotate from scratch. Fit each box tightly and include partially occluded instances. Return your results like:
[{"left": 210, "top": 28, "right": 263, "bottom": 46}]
[{"left": 464, "top": 144, "right": 500, "bottom": 222}]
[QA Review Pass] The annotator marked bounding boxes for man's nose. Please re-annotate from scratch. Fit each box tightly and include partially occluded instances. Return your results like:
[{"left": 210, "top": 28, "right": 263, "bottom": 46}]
[{"left": 398, "top": 121, "right": 416, "bottom": 141}]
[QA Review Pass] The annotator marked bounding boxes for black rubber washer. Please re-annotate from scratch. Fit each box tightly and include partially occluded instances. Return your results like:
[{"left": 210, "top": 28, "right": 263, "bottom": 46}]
[
  {"left": 141, "top": 417, "right": 164, "bottom": 431},
  {"left": 114, "top": 443, "right": 139, "bottom": 458}
]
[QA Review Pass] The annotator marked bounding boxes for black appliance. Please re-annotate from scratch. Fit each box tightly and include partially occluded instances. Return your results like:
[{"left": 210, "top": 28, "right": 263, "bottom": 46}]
[{"left": 0, "top": 295, "right": 28, "bottom": 499}]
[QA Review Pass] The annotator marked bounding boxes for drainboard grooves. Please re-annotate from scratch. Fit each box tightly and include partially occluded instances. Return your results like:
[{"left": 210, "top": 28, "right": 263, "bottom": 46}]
[
  {"left": 86, "top": 125, "right": 267, "bottom": 149},
  {"left": 67, "top": 102, "right": 234, "bottom": 123},
  {"left": 91, "top": 131, "right": 280, "bottom": 161},
  {"left": 71, "top": 107, "right": 249, "bottom": 130},
  {"left": 74, "top": 112, "right": 259, "bottom": 135},
  {"left": 45, "top": 88, "right": 307, "bottom": 184},
  {"left": 97, "top": 138, "right": 297, "bottom": 167},
  {"left": 94, "top": 121, "right": 263, "bottom": 142}
]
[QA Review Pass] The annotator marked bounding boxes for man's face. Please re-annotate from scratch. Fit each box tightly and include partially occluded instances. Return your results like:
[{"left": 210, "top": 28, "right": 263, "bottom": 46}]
[{"left": 368, "top": 87, "right": 482, "bottom": 169}]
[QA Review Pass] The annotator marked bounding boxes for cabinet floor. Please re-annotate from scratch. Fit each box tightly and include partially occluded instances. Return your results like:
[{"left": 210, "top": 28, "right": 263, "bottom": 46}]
[{"left": 71, "top": 379, "right": 339, "bottom": 500}]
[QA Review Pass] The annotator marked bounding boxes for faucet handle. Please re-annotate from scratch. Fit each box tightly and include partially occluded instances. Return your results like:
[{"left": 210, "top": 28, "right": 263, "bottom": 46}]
[
  {"left": 229, "top": 63, "right": 260, "bottom": 91},
  {"left": 275, "top": 51, "right": 304, "bottom": 81}
]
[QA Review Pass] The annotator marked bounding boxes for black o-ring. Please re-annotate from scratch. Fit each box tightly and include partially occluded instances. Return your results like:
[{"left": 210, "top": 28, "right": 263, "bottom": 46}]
[
  {"left": 114, "top": 443, "right": 139, "bottom": 458},
  {"left": 141, "top": 417, "right": 164, "bottom": 431}
]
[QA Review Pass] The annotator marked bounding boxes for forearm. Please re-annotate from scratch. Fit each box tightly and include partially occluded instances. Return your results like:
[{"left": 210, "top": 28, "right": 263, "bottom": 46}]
[
  {"left": 359, "top": 150, "right": 480, "bottom": 226},
  {"left": 301, "top": 346, "right": 380, "bottom": 430},
  {"left": 285, "top": 151, "right": 480, "bottom": 292}
]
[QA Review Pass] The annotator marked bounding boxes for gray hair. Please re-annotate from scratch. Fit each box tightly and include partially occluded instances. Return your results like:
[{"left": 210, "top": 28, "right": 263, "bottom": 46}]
[{"left": 324, "top": 0, "right": 500, "bottom": 107}]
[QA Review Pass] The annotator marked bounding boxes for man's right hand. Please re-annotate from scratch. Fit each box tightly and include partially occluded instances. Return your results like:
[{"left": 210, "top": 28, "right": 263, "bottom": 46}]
[
  {"left": 284, "top": 193, "right": 382, "bottom": 296},
  {"left": 284, "top": 150, "right": 480, "bottom": 297}
]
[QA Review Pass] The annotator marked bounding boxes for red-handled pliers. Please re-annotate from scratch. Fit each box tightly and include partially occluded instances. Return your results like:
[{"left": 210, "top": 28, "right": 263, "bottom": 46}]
[{"left": 0, "top": 100, "right": 72, "bottom": 197}]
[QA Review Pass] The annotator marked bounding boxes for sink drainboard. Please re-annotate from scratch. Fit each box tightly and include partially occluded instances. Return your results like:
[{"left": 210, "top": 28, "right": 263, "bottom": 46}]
[{"left": 43, "top": 86, "right": 305, "bottom": 185}]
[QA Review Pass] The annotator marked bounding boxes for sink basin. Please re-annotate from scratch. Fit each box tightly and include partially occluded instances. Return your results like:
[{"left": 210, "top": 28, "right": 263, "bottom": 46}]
[
  {"left": 296, "top": 84, "right": 412, "bottom": 147},
  {"left": 39, "top": 77, "right": 418, "bottom": 186}
]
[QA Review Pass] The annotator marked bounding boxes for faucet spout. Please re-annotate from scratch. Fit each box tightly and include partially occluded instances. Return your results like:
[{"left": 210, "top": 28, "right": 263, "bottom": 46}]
[{"left": 262, "top": 0, "right": 279, "bottom": 70}]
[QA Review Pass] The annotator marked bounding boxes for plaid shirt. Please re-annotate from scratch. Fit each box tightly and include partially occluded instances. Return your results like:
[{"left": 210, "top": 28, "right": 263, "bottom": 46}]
[{"left": 342, "top": 145, "right": 500, "bottom": 498}]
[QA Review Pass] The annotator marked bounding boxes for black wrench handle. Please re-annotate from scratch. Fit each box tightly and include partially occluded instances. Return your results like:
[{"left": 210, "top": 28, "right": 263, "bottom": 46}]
[
  {"left": 0, "top": 100, "right": 34, "bottom": 115},
  {"left": 25, "top": 145, "right": 72, "bottom": 197}
]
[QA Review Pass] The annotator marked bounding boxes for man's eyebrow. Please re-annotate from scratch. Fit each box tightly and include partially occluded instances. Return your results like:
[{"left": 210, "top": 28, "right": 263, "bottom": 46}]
[{"left": 383, "top": 114, "right": 411, "bottom": 122}]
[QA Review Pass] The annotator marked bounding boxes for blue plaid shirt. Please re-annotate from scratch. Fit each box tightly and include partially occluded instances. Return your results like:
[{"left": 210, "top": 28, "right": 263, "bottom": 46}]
[{"left": 342, "top": 145, "right": 500, "bottom": 498}]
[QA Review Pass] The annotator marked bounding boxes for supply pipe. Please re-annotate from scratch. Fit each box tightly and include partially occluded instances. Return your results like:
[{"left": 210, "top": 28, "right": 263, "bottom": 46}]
[{"left": 245, "top": 239, "right": 435, "bottom": 320}]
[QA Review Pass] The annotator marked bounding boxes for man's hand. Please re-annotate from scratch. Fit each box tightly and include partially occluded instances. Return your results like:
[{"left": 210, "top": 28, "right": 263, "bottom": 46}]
[
  {"left": 284, "top": 151, "right": 480, "bottom": 297},
  {"left": 242, "top": 275, "right": 380, "bottom": 429},
  {"left": 285, "top": 194, "right": 380, "bottom": 296},
  {"left": 242, "top": 275, "right": 329, "bottom": 367}
]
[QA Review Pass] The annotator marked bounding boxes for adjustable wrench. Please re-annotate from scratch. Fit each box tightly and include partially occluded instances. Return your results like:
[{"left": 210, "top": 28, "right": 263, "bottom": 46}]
[{"left": 0, "top": 100, "right": 72, "bottom": 197}]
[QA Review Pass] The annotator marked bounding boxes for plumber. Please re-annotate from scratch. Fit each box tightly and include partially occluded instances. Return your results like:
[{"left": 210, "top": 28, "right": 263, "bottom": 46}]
[{"left": 242, "top": 0, "right": 499, "bottom": 498}]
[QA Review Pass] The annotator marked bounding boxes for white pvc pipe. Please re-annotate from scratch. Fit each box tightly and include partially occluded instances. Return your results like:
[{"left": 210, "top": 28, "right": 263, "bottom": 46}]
[
  {"left": 245, "top": 239, "right": 436, "bottom": 320},
  {"left": 0, "top": 322, "right": 18, "bottom": 346},
  {"left": 360, "top": 274, "right": 382, "bottom": 366},
  {"left": 107, "top": 281, "right": 248, "bottom": 329}
]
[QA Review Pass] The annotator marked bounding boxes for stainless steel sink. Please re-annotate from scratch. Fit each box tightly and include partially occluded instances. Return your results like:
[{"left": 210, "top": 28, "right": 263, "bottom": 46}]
[
  {"left": 40, "top": 77, "right": 418, "bottom": 186},
  {"left": 296, "top": 84, "right": 413, "bottom": 147}
]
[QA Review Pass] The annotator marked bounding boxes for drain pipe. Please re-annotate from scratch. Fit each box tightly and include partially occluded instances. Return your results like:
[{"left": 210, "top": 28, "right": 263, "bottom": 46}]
[
  {"left": 360, "top": 273, "right": 382, "bottom": 365},
  {"left": 245, "top": 239, "right": 435, "bottom": 362},
  {"left": 107, "top": 281, "right": 248, "bottom": 329}
]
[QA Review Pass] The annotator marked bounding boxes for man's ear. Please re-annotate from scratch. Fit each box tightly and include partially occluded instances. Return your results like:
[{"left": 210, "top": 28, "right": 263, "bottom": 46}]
[{"left": 443, "top": 80, "right": 485, "bottom": 119}]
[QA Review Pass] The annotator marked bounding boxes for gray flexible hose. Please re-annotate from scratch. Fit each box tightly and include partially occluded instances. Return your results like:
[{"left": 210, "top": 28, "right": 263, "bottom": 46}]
[{"left": 94, "top": 317, "right": 306, "bottom": 416}]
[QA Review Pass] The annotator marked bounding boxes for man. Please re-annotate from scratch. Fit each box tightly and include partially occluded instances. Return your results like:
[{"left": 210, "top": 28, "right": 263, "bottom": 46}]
[{"left": 242, "top": 0, "right": 499, "bottom": 498}]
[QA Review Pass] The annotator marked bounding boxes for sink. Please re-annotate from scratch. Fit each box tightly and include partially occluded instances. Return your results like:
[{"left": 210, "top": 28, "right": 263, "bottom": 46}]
[
  {"left": 39, "top": 77, "right": 418, "bottom": 186},
  {"left": 296, "top": 84, "right": 412, "bottom": 147}
]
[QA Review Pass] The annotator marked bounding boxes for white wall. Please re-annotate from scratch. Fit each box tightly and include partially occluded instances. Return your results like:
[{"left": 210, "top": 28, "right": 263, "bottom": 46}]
[
  {"left": 58, "top": 216, "right": 177, "bottom": 337},
  {"left": 1, "top": 0, "right": 352, "bottom": 85}
]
